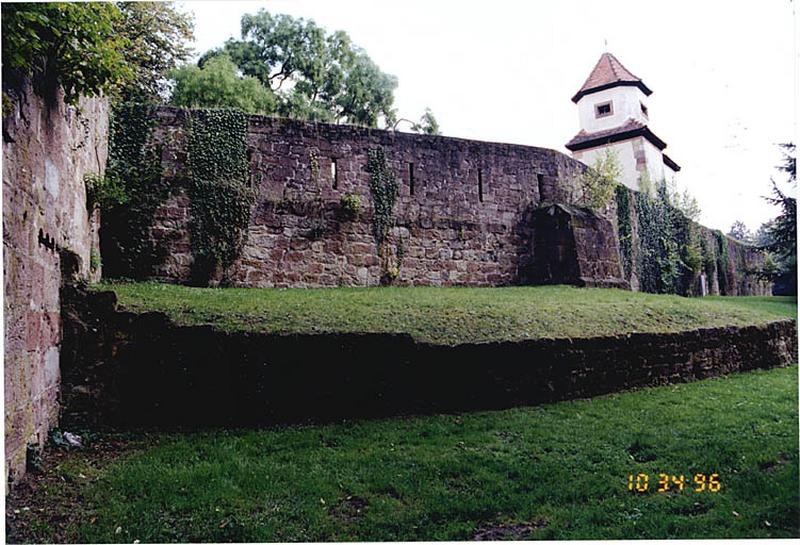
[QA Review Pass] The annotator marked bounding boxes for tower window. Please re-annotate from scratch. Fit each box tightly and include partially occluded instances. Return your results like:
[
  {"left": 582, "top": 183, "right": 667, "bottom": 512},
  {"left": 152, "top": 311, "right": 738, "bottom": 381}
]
[
  {"left": 640, "top": 102, "right": 649, "bottom": 117},
  {"left": 330, "top": 158, "right": 338, "bottom": 189},
  {"left": 595, "top": 101, "right": 613, "bottom": 118}
]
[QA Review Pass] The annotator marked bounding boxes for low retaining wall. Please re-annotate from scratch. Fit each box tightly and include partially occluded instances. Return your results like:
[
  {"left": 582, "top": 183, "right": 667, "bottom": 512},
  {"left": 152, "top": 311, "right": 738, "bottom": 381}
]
[{"left": 61, "top": 287, "right": 797, "bottom": 428}]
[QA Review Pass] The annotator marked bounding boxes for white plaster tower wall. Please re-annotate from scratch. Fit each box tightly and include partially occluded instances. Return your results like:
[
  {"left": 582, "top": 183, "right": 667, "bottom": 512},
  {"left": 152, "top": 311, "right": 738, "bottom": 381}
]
[{"left": 576, "top": 86, "right": 649, "bottom": 134}]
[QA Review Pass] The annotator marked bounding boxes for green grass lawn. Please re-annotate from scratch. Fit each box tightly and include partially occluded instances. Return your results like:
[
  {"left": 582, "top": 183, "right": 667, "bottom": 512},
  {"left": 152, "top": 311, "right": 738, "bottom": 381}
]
[
  {"left": 95, "top": 282, "right": 796, "bottom": 345},
  {"left": 9, "top": 365, "right": 799, "bottom": 541}
]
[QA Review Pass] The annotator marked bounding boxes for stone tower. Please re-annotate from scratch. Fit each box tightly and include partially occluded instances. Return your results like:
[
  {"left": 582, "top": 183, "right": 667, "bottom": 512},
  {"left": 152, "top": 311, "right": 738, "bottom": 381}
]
[{"left": 565, "top": 52, "right": 680, "bottom": 191}]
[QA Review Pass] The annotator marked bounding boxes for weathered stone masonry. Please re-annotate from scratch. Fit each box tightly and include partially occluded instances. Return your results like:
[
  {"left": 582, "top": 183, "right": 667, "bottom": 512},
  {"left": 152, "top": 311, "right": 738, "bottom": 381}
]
[
  {"left": 3, "top": 79, "right": 107, "bottom": 484},
  {"left": 147, "top": 107, "right": 606, "bottom": 287},
  {"left": 142, "top": 107, "right": 768, "bottom": 294},
  {"left": 60, "top": 287, "right": 797, "bottom": 428}
]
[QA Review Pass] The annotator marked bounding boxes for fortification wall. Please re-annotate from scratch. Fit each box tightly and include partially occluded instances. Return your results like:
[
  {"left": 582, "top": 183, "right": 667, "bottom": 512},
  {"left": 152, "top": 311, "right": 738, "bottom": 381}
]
[
  {"left": 3, "top": 79, "right": 107, "bottom": 484},
  {"left": 121, "top": 106, "right": 767, "bottom": 295},
  {"left": 146, "top": 107, "right": 587, "bottom": 287},
  {"left": 613, "top": 186, "right": 771, "bottom": 297}
]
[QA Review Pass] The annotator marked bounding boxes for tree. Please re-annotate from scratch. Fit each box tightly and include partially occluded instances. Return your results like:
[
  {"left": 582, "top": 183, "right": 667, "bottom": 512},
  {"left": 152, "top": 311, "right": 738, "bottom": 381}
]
[
  {"left": 753, "top": 220, "right": 775, "bottom": 248},
  {"left": 670, "top": 187, "right": 701, "bottom": 222},
  {"left": 115, "top": 2, "right": 195, "bottom": 102},
  {"left": 577, "top": 148, "right": 620, "bottom": 209},
  {"left": 2, "top": 2, "right": 132, "bottom": 103},
  {"left": 727, "top": 220, "right": 753, "bottom": 244},
  {"left": 411, "top": 108, "right": 440, "bottom": 135},
  {"left": 765, "top": 143, "right": 796, "bottom": 255},
  {"left": 761, "top": 143, "right": 796, "bottom": 293},
  {"left": 169, "top": 55, "right": 275, "bottom": 114},
  {"left": 201, "top": 9, "right": 398, "bottom": 127},
  {"left": 391, "top": 107, "right": 442, "bottom": 135}
]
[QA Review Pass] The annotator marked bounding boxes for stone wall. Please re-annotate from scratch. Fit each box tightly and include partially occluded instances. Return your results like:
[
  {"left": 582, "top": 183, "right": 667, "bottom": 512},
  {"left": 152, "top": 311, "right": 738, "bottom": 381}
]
[
  {"left": 145, "top": 107, "right": 589, "bottom": 287},
  {"left": 60, "top": 287, "right": 796, "bottom": 428},
  {"left": 613, "top": 186, "right": 771, "bottom": 296},
  {"left": 3, "top": 79, "right": 107, "bottom": 484},
  {"left": 117, "top": 106, "right": 768, "bottom": 295},
  {"left": 530, "top": 204, "right": 628, "bottom": 289}
]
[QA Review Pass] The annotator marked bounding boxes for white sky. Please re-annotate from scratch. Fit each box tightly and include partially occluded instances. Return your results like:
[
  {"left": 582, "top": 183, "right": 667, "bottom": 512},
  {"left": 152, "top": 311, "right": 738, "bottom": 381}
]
[{"left": 179, "top": 0, "right": 797, "bottom": 232}]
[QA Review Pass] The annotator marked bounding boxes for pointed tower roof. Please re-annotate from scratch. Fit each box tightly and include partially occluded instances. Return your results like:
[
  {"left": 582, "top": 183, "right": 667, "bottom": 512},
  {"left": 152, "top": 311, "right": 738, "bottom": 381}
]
[{"left": 571, "top": 52, "right": 652, "bottom": 103}]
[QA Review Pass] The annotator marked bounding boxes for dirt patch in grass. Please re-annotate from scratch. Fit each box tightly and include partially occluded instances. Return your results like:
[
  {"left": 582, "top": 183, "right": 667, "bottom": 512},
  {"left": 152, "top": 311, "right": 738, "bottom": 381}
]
[
  {"left": 5, "top": 435, "right": 147, "bottom": 544},
  {"left": 760, "top": 452, "right": 792, "bottom": 472},
  {"left": 472, "top": 519, "right": 548, "bottom": 540},
  {"left": 329, "top": 495, "right": 368, "bottom": 524}
]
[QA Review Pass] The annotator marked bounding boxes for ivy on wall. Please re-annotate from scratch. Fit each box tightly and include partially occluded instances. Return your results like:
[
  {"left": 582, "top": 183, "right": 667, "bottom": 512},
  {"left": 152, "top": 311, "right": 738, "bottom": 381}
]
[
  {"left": 100, "top": 103, "right": 170, "bottom": 279},
  {"left": 366, "top": 147, "right": 398, "bottom": 245},
  {"left": 186, "top": 108, "right": 254, "bottom": 284},
  {"left": 617, "top": 184, "right": 694, "bottom": 295},
  {"left": 99, "top": 105, "right": 255, "bottom": 284},
  {"left": 616, "top": 182, "right": 764, "bottom": 296},
  {"left": 366, "top": 147, "right": 401, "bottom": 283},
  {"left": 614, "top": 186, "right": 633, "bottom": 279},
  {"left": 713, "top": 230, "right": 730, "bottom": 295},
  {"left": 700, "top": 234, "right": 716, "bottom": 280}
]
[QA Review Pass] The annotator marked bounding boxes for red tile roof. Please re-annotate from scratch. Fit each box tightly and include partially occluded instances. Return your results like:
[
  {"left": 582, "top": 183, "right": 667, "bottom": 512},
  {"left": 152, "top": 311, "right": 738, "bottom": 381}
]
[
  {"left": 571, "top": 53, "right": 652, "bottom": 103},
  {"left": 565, "top": 118, "right": 667, "bottom": 152}
]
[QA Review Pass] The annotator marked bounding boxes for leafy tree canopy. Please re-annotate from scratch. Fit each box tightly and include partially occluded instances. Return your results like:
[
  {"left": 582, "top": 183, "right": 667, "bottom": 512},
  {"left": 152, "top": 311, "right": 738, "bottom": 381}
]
[
  {"left": 753, "top": 220, "right": 775, "bottom": 248},
  {"left": 2, "top": 2, "right": 132, "bottom": 103},
  {"left": 754, "top": 143, "right": 796, "bottom": 293},
  {"left": 763, "top": 143, "right": 796, "bottom": 288},
  {"left": 199, "top": 9, "right": 398, "bottom": 127},
  {"left": 169, "top": 55, "right": 276, "bottom": 114},
  {"left": 669, "top": 186, "right": 701, "bottom": 222},
  {"left": 115, "top": 2, "right": 195, "bottom": 102},
  {"left": 391, "top": 107, "right": 441, "bottom": 135},
  {"left": 727, "top": 220, "right": 753, "bottom": 244},
  {"left": 2, "top": 2, "right": 195, "bottom": 105},
  {"left": 412, "top": 108, "right": 441, "bottom": 135}
]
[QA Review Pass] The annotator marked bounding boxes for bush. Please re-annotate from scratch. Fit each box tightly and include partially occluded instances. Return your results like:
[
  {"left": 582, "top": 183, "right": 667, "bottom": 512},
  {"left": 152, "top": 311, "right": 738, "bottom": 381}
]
[
  {"left": 339, "top": 194, "right": 361, "bottom": 220},
  {"left": 577, "top": 148, "right": 620, "bottom": 209},
  {"left": 169, "top": 55, "right": 275, "bottom": 114},
  {"left": 84, "top": 173, "right": 129, "bottom": 212}
]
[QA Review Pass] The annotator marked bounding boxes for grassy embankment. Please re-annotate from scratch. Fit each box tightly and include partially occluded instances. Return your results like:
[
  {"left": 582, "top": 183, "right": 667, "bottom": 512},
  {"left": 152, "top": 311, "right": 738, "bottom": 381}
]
[{"left": 96, "top": 282, "right": 794, "bottom": 345}]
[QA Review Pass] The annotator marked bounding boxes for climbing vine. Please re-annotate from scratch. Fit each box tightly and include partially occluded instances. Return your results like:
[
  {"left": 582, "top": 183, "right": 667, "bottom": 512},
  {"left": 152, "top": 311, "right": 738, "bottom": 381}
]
[
  {"left": 714, "top": 230, "right": 730, "bottom": 295},
  {"left": 366, "top": 147, "right": 399, "bottom": 245},
  {"left": 626, "top": 185, "right": 685, "bottom": 294},
  {"left": 100, "top": 103, "right": 169, "bottom": 279},
  {"left": 614, "top": 179, "right": 762, "bottom": 296},
  {"left": 614, "top": 186, "right": 633, "bottom": 279},
  {"left": 186, "top": 108, "right": 254, "bottom": 283},
  {"left": 366, "top": 147, "right": 401, "bottom": 283},
  {"left": 309, "top": 149, "right": 320, "bottom": 183},
  {"left": 700, "top": 235, "right": 715, "bottom": 279}
]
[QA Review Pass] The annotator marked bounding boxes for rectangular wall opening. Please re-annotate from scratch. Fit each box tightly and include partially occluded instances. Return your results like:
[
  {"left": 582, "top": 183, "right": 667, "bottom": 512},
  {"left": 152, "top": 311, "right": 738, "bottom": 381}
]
[
  {"left": 330, "top": 159, "right": 338, "bottom": 189},
  {"left": 478, "top": 169, "right": 484, "bottom": 202},
  {"left": 537, "top": 173, "right": 545, "bottom": 201},
  {"left": 408, "top": 162, "right": 415, "bottom": 196}
]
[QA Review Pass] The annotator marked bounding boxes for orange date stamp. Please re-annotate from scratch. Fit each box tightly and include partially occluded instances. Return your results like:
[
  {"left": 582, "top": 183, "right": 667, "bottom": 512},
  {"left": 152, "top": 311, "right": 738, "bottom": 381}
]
[{"left": 627, "top": 473, "right": 721, "bottom": 494}]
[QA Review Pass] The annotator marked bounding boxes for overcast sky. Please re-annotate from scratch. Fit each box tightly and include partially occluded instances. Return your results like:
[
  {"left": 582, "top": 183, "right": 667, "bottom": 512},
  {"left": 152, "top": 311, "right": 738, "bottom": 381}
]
[{"left": 178, "top": 0, "right": 797, "bottom": 233}]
